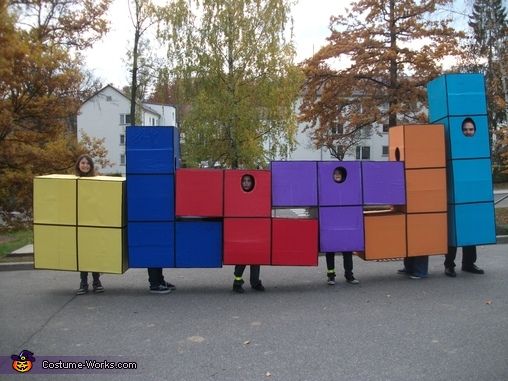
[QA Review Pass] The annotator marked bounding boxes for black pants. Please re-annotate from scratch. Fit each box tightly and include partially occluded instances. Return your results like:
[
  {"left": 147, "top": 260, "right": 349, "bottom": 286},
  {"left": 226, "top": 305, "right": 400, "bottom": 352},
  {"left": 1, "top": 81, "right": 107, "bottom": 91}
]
[
  {"left": 445, "top": 246, "right": 477, "bottom": 269},
  {"left": 147, "top": 268, "right": 165, "bottom": 288},
  {"left": 325, "top": 252, "right": 353, "bottom": 278},
  {"left": 80, "top": 272, "right": 100, "bottom": 286},
  {"left": 234, "top": 265, "right": 261, "bottom": 286}
]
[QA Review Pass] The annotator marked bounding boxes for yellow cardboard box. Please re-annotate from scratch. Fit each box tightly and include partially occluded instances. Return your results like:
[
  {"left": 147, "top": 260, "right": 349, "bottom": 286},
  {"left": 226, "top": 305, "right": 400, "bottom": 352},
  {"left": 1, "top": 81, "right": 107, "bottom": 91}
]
[
  {"left": 34, "top": 224, "right": 77, "bottom": 271},
  {"left": 33, "top": 175, "right": 78, "bottom": 225},
  {"left": 78, "top": 227, "right": 128, "bottom": 274},
  {"left": 78, "top": 176, "right": 126, "bottom": 227}
]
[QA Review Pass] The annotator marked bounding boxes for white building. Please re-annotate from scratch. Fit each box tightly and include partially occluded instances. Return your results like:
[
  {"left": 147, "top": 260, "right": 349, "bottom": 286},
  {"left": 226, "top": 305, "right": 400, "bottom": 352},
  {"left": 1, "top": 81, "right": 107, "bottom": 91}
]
[
  {"left": 280, "top": 98, "right": 389, "bottom": 162},
  {"left": 77, "top": 85, "right": 177, "bottom": 175}
]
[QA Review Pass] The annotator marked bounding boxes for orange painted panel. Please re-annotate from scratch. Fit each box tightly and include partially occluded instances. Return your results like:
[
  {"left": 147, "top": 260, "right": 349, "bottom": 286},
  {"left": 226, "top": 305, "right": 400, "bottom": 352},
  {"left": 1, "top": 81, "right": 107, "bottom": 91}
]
[
  {"left": 407, "top": 213, "right": 448, "bottom": 257},
  {"left": 361, "top": 213, "right": 406, "bottom": 260},
  {"left": 405, "top": 168, "right": 447, "bottom": 213},
  {"left": 389, "top": 124, "right": 445, "bottom": 169},
  {"left": 388, "top": 126, "right": 405, "bottom": 162}
]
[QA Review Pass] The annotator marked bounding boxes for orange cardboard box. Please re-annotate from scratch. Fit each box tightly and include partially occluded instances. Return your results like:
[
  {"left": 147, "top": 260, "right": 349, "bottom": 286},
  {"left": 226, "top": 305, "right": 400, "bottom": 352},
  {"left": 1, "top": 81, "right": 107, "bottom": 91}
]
[
  {"left": 389, "top": 124, "right": 445, "bottom": 169},
  {"left": 405, "top": 168, "right": 447, "bottom": 213},
  {"left": 407, "top": 213, "right": 447, "bottom": 257},
  {"left": 360, "top": 212, "right": 406, "bottom": 260}
]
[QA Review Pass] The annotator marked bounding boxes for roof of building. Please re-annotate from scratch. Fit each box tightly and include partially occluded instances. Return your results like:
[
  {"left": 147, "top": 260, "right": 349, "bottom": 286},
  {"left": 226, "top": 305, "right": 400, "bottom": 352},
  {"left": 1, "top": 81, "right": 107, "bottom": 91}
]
[{"left": 81, "top": 84, "right": 169, "bottom": 117}]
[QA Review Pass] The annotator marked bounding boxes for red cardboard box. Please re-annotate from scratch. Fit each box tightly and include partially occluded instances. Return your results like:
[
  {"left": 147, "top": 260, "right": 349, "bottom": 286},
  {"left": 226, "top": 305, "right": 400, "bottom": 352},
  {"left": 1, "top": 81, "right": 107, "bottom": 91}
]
[
  {"left": 271, "top": 218, "right": 318, "bottom": 266},
  {"left": 223, "top": 218, "right": 271, "bottom": 265},
  {"left": 175, "top": 169, "right": 224, "bottom": 217},
  {"left": 224, "top": 170, "right": 271, "bottom": 217}
]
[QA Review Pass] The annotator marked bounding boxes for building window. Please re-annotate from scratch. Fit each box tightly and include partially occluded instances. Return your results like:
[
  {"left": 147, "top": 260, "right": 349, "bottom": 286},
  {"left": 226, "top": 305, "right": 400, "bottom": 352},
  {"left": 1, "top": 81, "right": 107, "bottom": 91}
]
[
  {"left": 120, "top": 134, "right": 125, "bottom": 145},
  {"left": 120, "top": 114, "right": 131, "bottom": 125},
  {"left": 331, "top": 123, "right": 343, "bottom": 135},
  {"left": 120, "top": 154, "right": 126, "bottom": 166},
  {"left": 355, "top": 146, "right": 370, "bottom": 160},
  {"left": 382, "top": 124, "right": 389, "bottom": 133},
  {"left": 382, "top": 146, "right": 389, "bottom": 156},
  {"left": 106, "top": 96, "right": 112, "bottom": 102}
]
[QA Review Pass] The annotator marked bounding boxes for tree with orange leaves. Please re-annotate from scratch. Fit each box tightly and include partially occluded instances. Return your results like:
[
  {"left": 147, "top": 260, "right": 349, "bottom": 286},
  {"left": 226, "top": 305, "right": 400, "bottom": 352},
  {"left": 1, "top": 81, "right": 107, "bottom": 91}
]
[
  {"left": 0, "top": 0, "right": 111, "bottom": 223},
  {"left": 300, "top": 0, "right": 464, "bottom": 160}
]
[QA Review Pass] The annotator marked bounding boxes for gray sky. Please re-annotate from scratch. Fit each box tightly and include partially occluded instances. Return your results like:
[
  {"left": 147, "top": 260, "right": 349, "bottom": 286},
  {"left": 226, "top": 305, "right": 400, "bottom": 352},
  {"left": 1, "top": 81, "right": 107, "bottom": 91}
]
[
  {"left": 84, "top": 0, "right": 350, "bottom": 88},
  {"left": 84, "top": 0, "right": 473, "bottom": 89}
]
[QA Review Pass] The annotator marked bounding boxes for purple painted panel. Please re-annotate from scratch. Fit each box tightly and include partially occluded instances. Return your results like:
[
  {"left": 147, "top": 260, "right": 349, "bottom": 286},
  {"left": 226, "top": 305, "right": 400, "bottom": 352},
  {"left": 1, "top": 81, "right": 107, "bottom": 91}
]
[
  {"left": 318, "top": 161, "right": 362, "bottom": 206},
  {"left": 362, "top": 162, "right": 406, "bottom": 205},
  {"left": 271, "top": 161, "right": 318, "bottom": 207},
  {"left": 319, "top": 206, "right": 364, "bottom": 252}
]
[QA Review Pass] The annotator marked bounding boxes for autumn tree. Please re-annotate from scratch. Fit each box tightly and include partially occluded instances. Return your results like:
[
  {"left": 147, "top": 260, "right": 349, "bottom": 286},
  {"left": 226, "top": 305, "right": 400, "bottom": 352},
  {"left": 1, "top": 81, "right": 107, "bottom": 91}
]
[
  {"left": 0, "top": 0, "right": 111, "bottom": 222},
  {"left": 157, "top": 0, "right": 303, "bottom": 168},
  {"left": 300, "top": 0, "right": 463, "bottom": 160}
]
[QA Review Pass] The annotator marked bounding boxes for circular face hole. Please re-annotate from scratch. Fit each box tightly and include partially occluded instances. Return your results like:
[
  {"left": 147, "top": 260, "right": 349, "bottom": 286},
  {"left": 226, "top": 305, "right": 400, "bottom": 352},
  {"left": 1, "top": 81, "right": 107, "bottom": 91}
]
[
  {"left": 395, "top": 147, "right": 401, "bottom": 161},
  {"left": 332, "top": 167, "right": 347, "bottom": 183},
  {"left": 462, "top": 118, "right": 476, "bottom": 137},
  {"left": 241, "top": 174, "right": 255, "bottom": 192}
]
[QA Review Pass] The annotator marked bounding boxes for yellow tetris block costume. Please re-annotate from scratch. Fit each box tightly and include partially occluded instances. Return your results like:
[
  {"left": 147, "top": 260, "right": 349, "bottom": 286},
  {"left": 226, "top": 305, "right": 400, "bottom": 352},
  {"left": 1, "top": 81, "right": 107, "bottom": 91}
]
[{"left": 33, "top": 175, "right": 127, "bottom": 273}]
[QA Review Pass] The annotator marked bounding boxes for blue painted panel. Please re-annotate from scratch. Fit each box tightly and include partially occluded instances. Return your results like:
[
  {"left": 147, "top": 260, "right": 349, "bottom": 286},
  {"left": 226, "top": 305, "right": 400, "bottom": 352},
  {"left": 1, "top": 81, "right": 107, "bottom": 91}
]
[
  {"left": 448, "top": 159, "right": 493, "bottom": 204},
  {"left": 127, "top": 175, "right": 175, "bottom": 221},
  {"left": 427, "top": 74, "right": 487, "bottom": 122},
  {"left": 445, "top": 73, "right": 487, "bottom": 117},
  {"left": 128, "top": 222, "right": 175, "bottom": 268},
  {"left": 176, "top": 221, "right": 223, "bottom": 268},
  {"left": 448, "top": 203, "right": 496, "bottom": 246},
  {"left": 126, "top": 126, "right": 176, "bottom": 174},
  {"left": 439, "top": 116, "right": 490, "bottom": 160},
  {"left": 427, "top": 75, "right": 449, "bottom": 123}
]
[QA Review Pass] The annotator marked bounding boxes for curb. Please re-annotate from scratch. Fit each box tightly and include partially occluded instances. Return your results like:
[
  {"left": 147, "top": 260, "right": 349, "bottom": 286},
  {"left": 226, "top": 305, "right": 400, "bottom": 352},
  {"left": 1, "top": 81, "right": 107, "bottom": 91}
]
[{"left": 0, "top": 261, "right": 34, "bottom": 271}]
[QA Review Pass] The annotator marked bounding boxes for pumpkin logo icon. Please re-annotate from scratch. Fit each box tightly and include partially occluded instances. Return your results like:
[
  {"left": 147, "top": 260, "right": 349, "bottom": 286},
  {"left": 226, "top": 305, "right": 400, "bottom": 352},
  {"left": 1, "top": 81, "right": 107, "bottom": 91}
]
[{"left": 11, "top": 350, "right": 35, "bottom": 373}]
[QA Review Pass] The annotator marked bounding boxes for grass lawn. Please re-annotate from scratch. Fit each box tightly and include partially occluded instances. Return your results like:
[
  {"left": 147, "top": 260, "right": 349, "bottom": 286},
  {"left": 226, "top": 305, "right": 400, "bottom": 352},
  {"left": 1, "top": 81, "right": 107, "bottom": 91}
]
[
  {"left": 494, "top": 182, "right": 508, "bottom": 190},
  {"left": 0, "top": 228, "right": 33, "bottom": 259}
]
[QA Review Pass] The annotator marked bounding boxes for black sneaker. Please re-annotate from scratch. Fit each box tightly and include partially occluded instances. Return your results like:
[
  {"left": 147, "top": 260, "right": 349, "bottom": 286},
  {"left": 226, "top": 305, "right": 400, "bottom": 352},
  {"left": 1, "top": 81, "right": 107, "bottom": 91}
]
[
  {"left": 161, "top": 281, "right": 176, "bottom": 290},
  {"left": 444, "top": 267, "right": 456, "bottom": 277},
  {"left": 252, "top": 281, "right": 265, "bottom": 291},
  {"left": 233, "top": 283, "right": 245, "bottom": 293},
  {"left": 346, "top": 277, "right": 360, "bottom": 285},
  {"left": 150, "top": 285, "right": 172, "bottom": 294},
  {"left": 462, "top": 265, "right": 484, "bottom": 274},
  {"left": 93, "top": 281, "right": 104, "bottom": 293},
  {"left": 327, "top": 277, "right": 336, "bottom": 285},
  {"left": 76, "top": 285, "right": 88, "bottom": 295}
]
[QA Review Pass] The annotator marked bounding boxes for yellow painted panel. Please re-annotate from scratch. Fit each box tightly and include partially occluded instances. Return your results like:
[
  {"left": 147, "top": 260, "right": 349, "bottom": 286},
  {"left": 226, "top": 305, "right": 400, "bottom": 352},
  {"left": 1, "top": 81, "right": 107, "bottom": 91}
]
[
  {"left": 33, "top": 175, "right": 78, "bottom": 225},
  {"left": 33, "top": 224, "right": 77, "bottom": 271},
  {"left": 78, "top": 227, "right": 126, "bottom": 274},
  {"left": 78, "top": 177, "right": 125, "bottom": 227}
]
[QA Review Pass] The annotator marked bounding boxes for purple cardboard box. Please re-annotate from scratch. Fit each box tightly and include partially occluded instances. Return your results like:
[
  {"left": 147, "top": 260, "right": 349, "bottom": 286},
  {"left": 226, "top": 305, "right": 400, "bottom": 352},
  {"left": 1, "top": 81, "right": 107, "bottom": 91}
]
[
  {"left": 318, "top": 161, "right": 362, "bottom": 206},
  {"left": 319, "top": 206, "right": 364, "bottom": 252},
  {"left": 271, "top": 161, "right": 318, "bottom": 207},
  {"left": 362, "top": 162, "right": 406, "bottom": 205}
]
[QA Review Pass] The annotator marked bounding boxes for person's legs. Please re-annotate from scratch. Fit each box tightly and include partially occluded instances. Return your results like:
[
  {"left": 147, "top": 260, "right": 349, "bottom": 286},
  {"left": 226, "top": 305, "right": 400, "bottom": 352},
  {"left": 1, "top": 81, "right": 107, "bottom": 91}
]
[
  {"left": 250, "top": 265, "right": 264, "bottom": 291},
  {"left": 233, "top": 265, "right": 246, "bottom": 293},
  {"left": 444, "top": 247, "right": 457, "bottom": 277},
  {"left": 92, "top": 272, "right": 104, "bottom": 293},
  {"left": 342, "top": 252, "right": 359, "bottom": 284},
  {"left": 77, "top": 272, "right": 89, "bottom": 295},
  {"left": 148, "top": 268, "right": 171, "bottom": 293},
  {"left": 325, "top": 252, "right": 336, "bottom": 284},
  {"left": 462, "top": 246, "right": 483, "bottom": 274}
]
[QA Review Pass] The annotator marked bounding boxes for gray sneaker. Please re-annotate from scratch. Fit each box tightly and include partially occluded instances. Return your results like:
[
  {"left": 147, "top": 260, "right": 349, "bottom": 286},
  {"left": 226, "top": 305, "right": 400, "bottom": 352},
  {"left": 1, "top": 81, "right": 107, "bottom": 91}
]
[
  {"left": 150, "top": 285, "right": 172, "bottom": 294},
  {"left": 76, "top": 285, "right": 88, "bottom": 295}
]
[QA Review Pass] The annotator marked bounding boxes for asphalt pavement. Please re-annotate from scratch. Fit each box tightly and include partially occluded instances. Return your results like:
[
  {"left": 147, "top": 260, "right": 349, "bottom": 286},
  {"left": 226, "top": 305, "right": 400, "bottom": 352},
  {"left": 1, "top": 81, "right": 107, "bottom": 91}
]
[{"left": 1, "top": 245, "right": 507, "bottom": 381}]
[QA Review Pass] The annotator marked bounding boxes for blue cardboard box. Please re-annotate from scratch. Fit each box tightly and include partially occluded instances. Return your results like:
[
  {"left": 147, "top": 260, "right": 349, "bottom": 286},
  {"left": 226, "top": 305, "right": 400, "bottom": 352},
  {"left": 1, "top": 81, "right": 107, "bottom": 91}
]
[
  {"left": 127, "top": 175, "right": 175, "bottom": 221},
  {"left": 175, "top": 221, "right": 223, "bottom": 268},
  {"left": 447, "top": 158, "right": 494, "bottom": 204},
  {"left": 128, "top": 222, "right": 175, "bottom": 267},
  {"left": 448, "top": 202, "right": 496, "bottom": 246}
]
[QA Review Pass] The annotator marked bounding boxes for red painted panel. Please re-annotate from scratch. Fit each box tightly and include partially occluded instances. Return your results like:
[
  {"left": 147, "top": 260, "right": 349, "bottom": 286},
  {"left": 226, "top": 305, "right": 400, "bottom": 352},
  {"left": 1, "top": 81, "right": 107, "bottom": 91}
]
[
  {"left": 224, "top": 170, "right": 271, "bottom": 217},
  {"left": 272, "top": 218, "right": 318, "bottom": 266},
  {"left": 176, "top": 169, "right": 224, "bottom": 217},
  {"left": 223, "top": 218, "right": 271, "bottom": 265}
]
